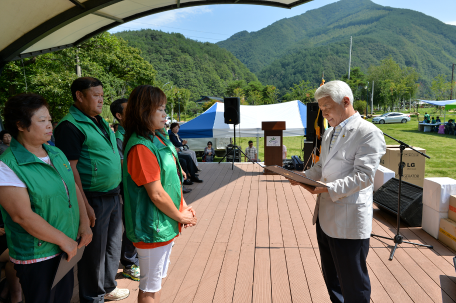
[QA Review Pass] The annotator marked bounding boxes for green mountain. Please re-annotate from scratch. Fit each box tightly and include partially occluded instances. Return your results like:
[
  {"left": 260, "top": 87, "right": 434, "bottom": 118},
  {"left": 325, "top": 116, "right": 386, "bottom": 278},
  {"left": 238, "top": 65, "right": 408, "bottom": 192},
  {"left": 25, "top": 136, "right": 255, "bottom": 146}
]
[
  {"left": 217, "top": 0, "right": 456, "bottom": 93},
  {"left": 114, "top": 29, "right": 258, "bottom": 99}
]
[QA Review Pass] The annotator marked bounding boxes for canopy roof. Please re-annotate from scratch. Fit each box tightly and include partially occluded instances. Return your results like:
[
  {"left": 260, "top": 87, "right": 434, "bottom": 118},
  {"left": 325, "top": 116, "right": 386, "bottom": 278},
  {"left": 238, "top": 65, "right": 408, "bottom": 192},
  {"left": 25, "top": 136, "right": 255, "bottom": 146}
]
[
  {"left": 419, "top": 99, "right": 456, "bottom": 110},
  {"left": 0, "top": 0, "right": 313, "bottom": 70},
  {"left": 178, "top": 100, "right": 307, "bottom": 138}
]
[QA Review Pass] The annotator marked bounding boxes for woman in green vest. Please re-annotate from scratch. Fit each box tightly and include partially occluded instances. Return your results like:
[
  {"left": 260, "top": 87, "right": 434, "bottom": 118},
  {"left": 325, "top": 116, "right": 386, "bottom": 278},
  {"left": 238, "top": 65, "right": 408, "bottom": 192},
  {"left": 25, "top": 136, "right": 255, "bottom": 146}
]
[
  {"left": 0, "top": 93, "right": 93, "bottom": 303},
  {"left": 122, "top": 86, "right": 197, "bottom": 303}
]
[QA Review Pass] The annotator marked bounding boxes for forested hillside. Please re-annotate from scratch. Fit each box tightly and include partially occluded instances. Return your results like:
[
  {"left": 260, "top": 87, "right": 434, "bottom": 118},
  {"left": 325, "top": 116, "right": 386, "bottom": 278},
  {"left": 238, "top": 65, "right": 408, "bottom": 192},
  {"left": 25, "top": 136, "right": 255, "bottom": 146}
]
[
  {"left": 217, "top": 0, "right": 456, "bottom": 94},
  {"left": 115, "top": 30, "right": 258, "bottom": 100}
]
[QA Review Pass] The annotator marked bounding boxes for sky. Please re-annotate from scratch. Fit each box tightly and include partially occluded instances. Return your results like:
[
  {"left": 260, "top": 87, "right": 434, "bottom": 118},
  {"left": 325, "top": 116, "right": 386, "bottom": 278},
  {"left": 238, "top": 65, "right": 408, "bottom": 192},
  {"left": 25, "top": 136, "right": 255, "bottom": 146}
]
[{"left": 109, "top": 0, "right": 456, "bottom": 43}]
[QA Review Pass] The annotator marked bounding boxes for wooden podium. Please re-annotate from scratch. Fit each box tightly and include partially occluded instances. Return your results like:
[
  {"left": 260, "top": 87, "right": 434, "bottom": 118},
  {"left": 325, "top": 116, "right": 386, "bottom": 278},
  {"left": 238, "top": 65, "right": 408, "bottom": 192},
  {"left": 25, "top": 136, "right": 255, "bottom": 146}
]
[{"left": 262, "top": 121, "right": 286, "bottom": 175}]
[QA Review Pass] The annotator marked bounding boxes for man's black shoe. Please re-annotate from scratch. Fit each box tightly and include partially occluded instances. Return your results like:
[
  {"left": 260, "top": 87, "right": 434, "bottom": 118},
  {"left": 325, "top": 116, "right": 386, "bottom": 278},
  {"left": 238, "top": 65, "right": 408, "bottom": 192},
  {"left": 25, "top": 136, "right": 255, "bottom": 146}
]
[
  {"left": 183, "top": 179, "right": 193, "bottom": 185},
  {"left": 195, "top": 174, "right": 199, "bottom": 177},
  {"left": 191, "top": 177, "right": 203, "bottom": 183},
  {"left": 183, "top": 186, "right": 192, "bottom": 193}
]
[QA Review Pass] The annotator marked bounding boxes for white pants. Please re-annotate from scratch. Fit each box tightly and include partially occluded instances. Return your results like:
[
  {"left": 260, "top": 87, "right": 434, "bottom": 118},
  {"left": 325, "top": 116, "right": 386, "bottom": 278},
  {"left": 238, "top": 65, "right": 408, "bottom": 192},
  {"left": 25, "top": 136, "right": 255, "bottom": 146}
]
[
  {"left": 180, "top": 149, "right": 199, "bottom": 167},
  {"left": 136, "top": 241, "right": 173, "bottom": 293}
]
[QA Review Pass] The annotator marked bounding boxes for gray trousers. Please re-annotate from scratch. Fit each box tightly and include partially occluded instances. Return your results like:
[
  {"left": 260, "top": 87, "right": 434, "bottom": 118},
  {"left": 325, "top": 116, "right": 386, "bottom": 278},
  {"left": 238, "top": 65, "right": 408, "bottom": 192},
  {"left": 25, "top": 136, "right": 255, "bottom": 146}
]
[{"left": 78, "top": 194, "right": 122, "bottom": 303}]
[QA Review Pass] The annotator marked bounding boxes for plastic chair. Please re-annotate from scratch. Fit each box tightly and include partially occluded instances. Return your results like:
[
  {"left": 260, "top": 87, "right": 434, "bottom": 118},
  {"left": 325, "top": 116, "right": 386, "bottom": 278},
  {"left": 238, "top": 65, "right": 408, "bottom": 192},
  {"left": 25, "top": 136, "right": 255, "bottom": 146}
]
[{"left": 438, "top": 125, "right": 445, "bottom": 134}]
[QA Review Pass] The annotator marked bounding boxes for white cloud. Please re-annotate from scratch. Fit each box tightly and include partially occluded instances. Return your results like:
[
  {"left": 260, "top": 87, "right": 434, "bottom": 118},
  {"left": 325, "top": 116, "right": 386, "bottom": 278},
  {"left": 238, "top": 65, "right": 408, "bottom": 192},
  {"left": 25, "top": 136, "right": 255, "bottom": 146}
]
[
  {"left": 446, "top": 21, "right": 456, "bottom": 26},
  {"left": 110, "top": 7, "right": 212, "bottom": 33}
]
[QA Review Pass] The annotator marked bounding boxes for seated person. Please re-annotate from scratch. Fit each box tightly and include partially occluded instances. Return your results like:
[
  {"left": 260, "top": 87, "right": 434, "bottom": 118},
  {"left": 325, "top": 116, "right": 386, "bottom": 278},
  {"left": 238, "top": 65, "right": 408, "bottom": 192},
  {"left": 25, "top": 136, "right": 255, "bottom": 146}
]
[
  {"left": 0, "top": 131, "right": 11, "bottom": 156},
  {"left": 244, "top": 140, "right": 258, "bottom": 162},
  {"left": 424, "top": 112, "right": 430, "bottom": 123},
  {"left": 168, "top": 123, "right": 199, "bottom": 169},
  {"left": 445, "top": 120, "right": 455, "bottom": 134},
  {"left": 203, "top": 141, "right": 215, "bottom": 162},
  {"left": 431, "top": 117, "right": 436, "bottom": 131},
  {"left": 175, "top": 148, "right": 202, "bottom": 184},
  {"left": 436, "top": 117, "right": 441, "bottom": 123}
]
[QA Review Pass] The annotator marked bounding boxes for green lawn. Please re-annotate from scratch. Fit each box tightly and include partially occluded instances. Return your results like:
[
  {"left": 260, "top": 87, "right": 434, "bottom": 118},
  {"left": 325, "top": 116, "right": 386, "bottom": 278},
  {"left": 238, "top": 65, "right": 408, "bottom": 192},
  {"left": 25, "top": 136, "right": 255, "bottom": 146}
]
[{"left": 210, "top": 116, "right": 456, "bottom": 179}]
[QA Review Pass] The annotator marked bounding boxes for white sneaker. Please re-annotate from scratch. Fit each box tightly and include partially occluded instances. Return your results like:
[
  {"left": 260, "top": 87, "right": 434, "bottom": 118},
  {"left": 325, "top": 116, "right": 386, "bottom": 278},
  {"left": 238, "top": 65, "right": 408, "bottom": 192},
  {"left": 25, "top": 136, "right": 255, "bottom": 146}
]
[{"left": 104, "top": 287, "right": 130, "bottom": 301}]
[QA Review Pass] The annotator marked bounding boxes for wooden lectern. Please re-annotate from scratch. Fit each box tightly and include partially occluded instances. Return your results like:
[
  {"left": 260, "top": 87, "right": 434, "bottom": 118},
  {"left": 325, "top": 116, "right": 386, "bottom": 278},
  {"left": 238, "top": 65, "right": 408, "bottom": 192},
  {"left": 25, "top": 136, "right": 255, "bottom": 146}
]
[{"left": 262, "top": 121, "right": 286, "bottom": 175}]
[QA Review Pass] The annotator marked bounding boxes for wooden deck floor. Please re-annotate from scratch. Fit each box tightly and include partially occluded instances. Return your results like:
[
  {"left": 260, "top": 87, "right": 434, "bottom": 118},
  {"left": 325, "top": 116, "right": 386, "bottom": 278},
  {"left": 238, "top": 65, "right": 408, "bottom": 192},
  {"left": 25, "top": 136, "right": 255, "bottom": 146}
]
[{"left": 72, "top": 163, "right": 456, "bottom": 302}]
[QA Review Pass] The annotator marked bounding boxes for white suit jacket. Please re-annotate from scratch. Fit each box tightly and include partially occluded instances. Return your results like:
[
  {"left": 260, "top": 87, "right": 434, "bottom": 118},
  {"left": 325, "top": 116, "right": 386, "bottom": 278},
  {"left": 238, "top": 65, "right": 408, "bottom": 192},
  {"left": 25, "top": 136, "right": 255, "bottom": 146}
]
[{"left": 305, "top": 114, "right": 386, "bottom": 239}]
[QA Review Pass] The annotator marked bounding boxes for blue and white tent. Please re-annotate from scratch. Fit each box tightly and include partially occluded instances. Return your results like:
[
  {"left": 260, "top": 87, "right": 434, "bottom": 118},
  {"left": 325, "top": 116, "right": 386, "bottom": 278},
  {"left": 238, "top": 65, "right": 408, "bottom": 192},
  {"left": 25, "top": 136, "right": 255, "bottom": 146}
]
[{"left": 178, "top": 100, "right": 307, "bottom": 139}]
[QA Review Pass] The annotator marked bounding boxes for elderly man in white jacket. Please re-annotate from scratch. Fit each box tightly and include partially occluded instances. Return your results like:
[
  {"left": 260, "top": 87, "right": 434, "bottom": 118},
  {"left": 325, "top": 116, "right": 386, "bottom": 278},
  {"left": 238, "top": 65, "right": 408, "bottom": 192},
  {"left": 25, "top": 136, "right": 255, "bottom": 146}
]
[{"left": 290, "top": 80, "right": 386, "bottom": 303}]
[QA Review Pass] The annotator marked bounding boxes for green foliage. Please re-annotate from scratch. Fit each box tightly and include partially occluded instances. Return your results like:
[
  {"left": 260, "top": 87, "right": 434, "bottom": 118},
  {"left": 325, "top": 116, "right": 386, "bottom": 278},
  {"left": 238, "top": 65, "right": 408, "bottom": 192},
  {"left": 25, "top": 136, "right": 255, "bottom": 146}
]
[
  {"left": 202, "top": 100, "right": 219, "bottom": 112},
  {"left": 288, "top": 80, "right": 317, "bottom": 103},
  {"left": 342, "top": 67, "right": 367, "bottom": 101},
  {"left": 0, "top": 32, "right": 156, "bottom": 121},
  {"left": 114, "top": 30, "right": 258, "bottom": 101},
  {"left": 218, "top": 0, "right": 456, "bottom": 98},
  {"left": 353, "top": 100, "right": 367, "bottom": 114},
  {"left": 367, "top": 57, "right": 419, "bottom": 109},
  {"left": 431, "top": 75, "right": 452, "bottom": 100}
]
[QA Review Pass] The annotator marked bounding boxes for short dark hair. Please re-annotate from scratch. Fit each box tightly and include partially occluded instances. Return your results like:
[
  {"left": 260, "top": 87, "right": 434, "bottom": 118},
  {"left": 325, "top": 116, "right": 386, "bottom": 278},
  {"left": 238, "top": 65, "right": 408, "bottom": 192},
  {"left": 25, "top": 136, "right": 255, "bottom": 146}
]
[
  {"left": 70, "top": 77, "right": 103, "bottom": 102},
  {"left": 170, "top": 122, "right": 179, "bottom": 130},
  {"left": 207, "top": 141, "right": 212, "bottom": 145},
  {"left": 0, "top": 130, "right": 10, "bottom": 141},
  {"left": 3, "top": 93, "right": 49, "bottom": 139},
  {"left": 110, "top": 98, "right": 128, "bottom": 120},
  {"left": 248, "top": 140, "right": 253, "bottom": 144}
]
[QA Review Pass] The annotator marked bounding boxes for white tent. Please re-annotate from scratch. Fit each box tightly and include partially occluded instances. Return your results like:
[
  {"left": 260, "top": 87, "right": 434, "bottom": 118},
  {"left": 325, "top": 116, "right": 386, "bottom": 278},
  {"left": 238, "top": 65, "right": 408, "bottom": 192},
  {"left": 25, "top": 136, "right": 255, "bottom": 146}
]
[{"left": 178, "top": 100, "right": 308, "bottom": 139}]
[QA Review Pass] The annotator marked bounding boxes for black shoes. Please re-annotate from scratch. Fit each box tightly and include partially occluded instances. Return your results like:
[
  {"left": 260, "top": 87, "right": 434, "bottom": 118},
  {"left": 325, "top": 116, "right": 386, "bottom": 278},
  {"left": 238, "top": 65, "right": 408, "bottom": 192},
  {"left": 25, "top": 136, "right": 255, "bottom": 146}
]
[
  {"left": 183, "top": 179, "right": 193, "bottom": 185},
  {"left": 191, "top": 177, "right": 203, "bottom": 183},
  {"left": 183, "top": 186, "right": 192, "bottom": 193}
]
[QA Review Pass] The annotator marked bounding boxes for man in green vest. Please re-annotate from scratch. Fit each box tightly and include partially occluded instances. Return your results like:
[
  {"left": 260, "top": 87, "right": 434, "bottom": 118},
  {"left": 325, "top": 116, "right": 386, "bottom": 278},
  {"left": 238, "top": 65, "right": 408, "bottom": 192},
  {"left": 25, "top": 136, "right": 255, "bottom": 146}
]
[
  {"left": 110, "top": 98, "right": 140, "bottom": 281},
  {"left": 54, "top": 77, "right": 129, "bottom": 302}
]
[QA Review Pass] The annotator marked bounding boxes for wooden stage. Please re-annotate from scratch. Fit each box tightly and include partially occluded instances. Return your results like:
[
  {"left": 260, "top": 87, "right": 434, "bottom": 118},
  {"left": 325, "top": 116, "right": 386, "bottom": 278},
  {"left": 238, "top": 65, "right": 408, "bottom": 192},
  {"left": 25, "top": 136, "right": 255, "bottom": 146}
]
[{"left": 71, "top": 162, "right": 456, "bottom": 302}]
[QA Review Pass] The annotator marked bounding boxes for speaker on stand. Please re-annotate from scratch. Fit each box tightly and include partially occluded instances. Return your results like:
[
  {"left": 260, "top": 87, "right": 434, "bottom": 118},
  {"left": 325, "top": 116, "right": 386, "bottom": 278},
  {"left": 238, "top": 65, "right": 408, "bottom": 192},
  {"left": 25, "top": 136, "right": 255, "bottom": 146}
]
[
  {"left": 304, "top": 102, "right": 325, "bottom": 168},
  {"left": 219, "top": 97, "right": 249, "bottom": 170}
]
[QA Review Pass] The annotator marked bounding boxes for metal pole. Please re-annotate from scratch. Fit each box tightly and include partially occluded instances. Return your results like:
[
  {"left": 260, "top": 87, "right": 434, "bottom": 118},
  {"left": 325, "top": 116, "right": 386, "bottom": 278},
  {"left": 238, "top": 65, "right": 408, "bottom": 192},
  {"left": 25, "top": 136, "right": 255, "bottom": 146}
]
[
  {"left": 371, "top": 81, "right": 374, "bottom": 114},
  {"left": 348, "top": 36, "right": 352, "bottom": 80},
  {"left": 451, "top": 63, "right": 455, "bottom": 100},
  {"left": 178, "top": 96, "right": 181, "bottom": 122}
]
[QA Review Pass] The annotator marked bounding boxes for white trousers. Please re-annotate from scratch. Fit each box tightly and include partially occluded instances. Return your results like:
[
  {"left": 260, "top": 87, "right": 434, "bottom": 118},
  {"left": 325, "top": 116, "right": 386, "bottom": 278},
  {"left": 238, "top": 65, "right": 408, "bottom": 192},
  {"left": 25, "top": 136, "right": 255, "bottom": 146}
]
[{"left": 136, "top": 241, "right": 173, "bottom": 293}]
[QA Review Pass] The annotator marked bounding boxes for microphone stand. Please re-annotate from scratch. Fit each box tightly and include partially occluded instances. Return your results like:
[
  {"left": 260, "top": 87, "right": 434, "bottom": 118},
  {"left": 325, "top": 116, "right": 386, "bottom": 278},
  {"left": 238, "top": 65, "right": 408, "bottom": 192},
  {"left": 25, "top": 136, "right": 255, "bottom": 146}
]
[{"left": 371, "top": 132, "right": 433, "bottom": 261}]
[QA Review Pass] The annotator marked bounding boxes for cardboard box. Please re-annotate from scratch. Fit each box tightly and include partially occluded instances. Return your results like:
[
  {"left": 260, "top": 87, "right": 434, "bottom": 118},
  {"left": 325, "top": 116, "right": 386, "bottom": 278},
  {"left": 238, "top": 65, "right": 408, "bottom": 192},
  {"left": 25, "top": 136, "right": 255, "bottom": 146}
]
[
  {"left": 423, "top": 178, "right": 456, "bottom": 212},
  {"left": 438, "top": 218, "right": 456, "bottom": 250},
  {"left": 448, "top": 195, "right": 456, "bottom": 222},
  {"left": 422, "top": 204, "right": 447, "bottom": 239},
  {"left": 381, "top": 145, "right": 426, "bottom": 187},
  {"left": 374, "top": 165, "right": 395, "bottom": 191}
]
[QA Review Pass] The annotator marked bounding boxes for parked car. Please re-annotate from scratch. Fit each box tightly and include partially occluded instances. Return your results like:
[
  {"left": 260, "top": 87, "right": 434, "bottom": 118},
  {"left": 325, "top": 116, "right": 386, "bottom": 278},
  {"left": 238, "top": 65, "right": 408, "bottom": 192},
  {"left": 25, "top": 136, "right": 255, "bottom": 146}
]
[{"left": 372, "top": 112, "right": 411, "bottom": 124}]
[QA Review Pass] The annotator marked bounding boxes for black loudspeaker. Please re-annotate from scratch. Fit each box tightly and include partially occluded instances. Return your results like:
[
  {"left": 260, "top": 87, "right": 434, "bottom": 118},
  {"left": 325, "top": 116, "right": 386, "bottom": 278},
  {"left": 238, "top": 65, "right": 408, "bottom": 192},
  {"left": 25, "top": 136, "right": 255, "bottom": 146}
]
[
  {"left": 373, "top": 178, "right": 423, "bottom": 227},
  {"left": 291, "top": 155, "right": 304, "bottom": 171},
  {"left": 224, "top": 97, "right": 240, "bottom": 124},
  {"left": 306, "top": 102, "right": 320, "bottom": 141}
]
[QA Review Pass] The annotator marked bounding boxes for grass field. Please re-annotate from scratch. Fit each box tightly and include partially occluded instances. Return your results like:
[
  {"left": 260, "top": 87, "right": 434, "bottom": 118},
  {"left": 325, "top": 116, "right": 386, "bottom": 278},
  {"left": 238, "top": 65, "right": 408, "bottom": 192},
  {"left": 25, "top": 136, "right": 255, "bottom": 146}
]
[{"left": 211, "top": 115, "right": 456, "bottom": 179}]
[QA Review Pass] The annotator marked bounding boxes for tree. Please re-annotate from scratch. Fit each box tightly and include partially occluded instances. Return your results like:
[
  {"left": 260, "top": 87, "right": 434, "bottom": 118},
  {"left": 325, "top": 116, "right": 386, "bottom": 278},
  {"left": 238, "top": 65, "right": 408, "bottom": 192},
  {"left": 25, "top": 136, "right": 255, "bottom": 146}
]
[
  {"left": 0, "top": 32, "right": 156, "bottom": 121},
  {"left": 289, "top": 80, "right": 317, "bottom": 103},
  {"left": 430, "top": 74, "right": 451, "bottom": 100},
  {"left": 263, "top": 85, "right": 279, "bottom": 104},
  {"left": 368, "top": 57, "right": 419, "bottom": 111},
  {"left": 342, "top": 67, "right": 367, "bottom": 101}
]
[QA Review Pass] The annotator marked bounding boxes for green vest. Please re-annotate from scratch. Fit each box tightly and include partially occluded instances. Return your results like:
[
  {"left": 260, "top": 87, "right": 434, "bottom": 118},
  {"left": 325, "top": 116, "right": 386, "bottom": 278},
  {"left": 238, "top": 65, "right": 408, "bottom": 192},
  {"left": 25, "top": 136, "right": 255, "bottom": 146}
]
[
  {"left": 115, "top": 125, "right": 125, "bottom": 143},
  {"left": 123, "top": 132, "right": 182, "bottom": 243},
  {"left": 0, "top": 138, "right": 80, "bottom": 260},
  {"left": 59, "top": 105, "right": 121, "bottom": 192}
]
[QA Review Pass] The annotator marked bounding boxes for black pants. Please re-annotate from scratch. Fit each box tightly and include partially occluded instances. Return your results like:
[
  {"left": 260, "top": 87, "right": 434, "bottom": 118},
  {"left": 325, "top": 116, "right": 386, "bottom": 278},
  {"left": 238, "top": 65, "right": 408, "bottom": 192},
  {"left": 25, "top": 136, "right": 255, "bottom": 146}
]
[
  {"left": 78, "top": 194, "right": 122, "bottom": 303},
  {"left": 178, "top": 153, "right": 197, "bottom": 178},
  {"left": 316, "top": 219, "right": 371, "bottom": 303},
  {"left": 15, "top": 256, "right": 73, "bottom": 303},
  {"left": 120, "top": 200, "right": 138, "bottom": 268}
]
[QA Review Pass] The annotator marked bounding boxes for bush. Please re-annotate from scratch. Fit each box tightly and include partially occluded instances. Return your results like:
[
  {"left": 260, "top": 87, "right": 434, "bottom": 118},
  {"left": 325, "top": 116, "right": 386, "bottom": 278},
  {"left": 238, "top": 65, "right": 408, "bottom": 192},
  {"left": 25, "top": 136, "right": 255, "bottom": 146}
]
[{"left": 354, "top": 100, "right": 367, "bottom": 114}]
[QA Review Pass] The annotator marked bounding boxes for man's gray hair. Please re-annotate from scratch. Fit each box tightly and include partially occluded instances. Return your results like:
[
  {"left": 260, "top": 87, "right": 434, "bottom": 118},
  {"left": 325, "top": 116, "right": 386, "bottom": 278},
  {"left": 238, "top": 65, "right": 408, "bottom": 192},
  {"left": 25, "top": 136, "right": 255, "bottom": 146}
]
[{"left": 314, "top": 80, "right": 353, "bottom": 105}]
